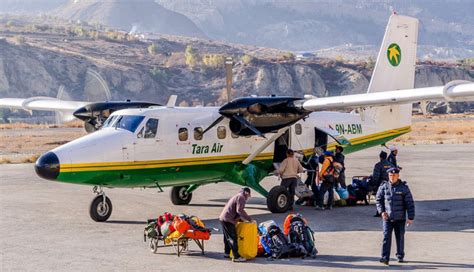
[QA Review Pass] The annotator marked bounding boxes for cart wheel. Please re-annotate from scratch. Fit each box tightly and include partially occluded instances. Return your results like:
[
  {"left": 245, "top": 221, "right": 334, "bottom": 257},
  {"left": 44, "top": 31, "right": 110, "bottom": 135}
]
[{"left": 149, "top": 238, "right": 158, "bottom": 253}]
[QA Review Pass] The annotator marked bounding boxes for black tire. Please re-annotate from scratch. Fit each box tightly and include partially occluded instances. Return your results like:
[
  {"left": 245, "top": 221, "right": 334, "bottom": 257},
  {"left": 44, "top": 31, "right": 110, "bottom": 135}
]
[
  {"left": 89, "top": 195, "right": 112, "bottom": 222},
  {"left": 266, "top": 185, "right": 290, "bottom": 213},
  {"left": 149, "top": 238, "right": 158, "bottom": 253},
  {"left": 170, "top": 186, "right": 193, "bottom": 205}
]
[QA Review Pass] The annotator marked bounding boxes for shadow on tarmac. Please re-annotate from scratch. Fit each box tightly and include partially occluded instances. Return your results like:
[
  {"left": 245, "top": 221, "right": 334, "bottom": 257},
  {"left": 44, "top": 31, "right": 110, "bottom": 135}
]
[{"left": 204, "top": 197, "right": 474, "bottom": 233}]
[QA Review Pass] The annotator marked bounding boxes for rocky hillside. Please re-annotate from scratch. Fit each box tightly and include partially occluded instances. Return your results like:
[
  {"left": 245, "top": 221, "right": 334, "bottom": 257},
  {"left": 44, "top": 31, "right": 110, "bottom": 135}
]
[{"left": 0, "top": 21, "right": 473, "bottom": 115}]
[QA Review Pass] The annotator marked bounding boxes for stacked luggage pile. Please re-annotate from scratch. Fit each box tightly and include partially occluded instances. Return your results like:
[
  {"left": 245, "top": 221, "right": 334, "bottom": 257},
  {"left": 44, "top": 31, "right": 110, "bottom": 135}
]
[
  {"left": 144, "top": 212, "right": 211, "bottom": 256},
  {"left": 231, "top": 213, "right": 318, "bottom": 260}
]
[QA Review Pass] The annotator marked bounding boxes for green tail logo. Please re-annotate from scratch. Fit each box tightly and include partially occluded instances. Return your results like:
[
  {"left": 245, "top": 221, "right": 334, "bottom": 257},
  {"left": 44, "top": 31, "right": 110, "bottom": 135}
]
[{"left": 387, "top": 43, "right": 401, "bottom": 66}]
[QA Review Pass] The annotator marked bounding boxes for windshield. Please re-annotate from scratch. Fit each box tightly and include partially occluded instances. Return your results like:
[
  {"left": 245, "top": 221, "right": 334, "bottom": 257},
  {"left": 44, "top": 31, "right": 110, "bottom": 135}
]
[
  {"left": 103, "top": 115, "right": 119, "bottom": 128},
  {"left": 114, "top": 115, "right": 145, "bottom": 133}
]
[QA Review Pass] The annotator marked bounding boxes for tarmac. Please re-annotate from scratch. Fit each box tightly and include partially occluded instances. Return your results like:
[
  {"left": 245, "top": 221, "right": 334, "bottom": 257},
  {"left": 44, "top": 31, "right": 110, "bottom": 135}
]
[{"left": 1, "top": 144, "right": 473, "bottom": 271}]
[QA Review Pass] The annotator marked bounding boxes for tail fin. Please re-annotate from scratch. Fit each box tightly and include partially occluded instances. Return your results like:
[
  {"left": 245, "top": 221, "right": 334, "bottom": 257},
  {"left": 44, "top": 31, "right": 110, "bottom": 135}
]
[{"left": 366, "top": 14, "right": 419, "bottom": 133}]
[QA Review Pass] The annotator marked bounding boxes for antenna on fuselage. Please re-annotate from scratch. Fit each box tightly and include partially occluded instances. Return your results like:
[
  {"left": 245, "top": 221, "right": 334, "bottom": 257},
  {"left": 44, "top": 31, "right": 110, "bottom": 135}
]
[{"left": 225, "top": 57, "right": 233, "bottom": 103}]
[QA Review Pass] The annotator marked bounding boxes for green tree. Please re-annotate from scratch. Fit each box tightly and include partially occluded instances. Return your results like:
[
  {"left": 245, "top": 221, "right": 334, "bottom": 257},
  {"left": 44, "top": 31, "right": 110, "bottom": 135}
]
[
  {"left": 185, "top": 45, "right": 199, "bottom": 69},
  {"left": 241, "top": 54, "right": 253, "bottom": 64},
  {"left": 148, "top": 43, "right": 158, "bottom": 55},
  {"left": 202, "top": 54, "right": 225, "bottom": 68}
]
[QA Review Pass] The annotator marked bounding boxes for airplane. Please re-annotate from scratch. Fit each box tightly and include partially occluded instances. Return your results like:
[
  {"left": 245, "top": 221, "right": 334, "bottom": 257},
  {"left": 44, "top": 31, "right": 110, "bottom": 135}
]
[{"left": 31, "top": 14, "right": 474, "bottom": 222}]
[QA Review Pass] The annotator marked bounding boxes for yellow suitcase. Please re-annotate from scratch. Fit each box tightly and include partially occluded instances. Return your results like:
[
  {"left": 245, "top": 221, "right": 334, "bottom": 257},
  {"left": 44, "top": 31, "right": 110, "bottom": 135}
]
[{"left": 230, "top": 221, "right": 258, "bottom": 259}]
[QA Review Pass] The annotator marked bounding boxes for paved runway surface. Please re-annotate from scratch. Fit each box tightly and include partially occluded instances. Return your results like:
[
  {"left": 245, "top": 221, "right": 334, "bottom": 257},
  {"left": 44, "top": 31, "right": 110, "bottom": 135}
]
[{"left": 1, "top": 144, "right": 473, "bottom": 271}]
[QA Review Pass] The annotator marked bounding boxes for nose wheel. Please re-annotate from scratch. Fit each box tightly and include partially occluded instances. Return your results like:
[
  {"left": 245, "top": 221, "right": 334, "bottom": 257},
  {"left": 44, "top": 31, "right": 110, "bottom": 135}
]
[{"left": 90, "top": 186, "right": 113, "bottom": 222}]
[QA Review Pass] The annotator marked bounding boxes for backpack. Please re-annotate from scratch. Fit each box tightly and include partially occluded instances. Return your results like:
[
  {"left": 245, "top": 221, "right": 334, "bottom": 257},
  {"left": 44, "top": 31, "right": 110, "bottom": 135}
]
[
  {"left": 288, "top": 219, "right": 317, "bottom": 258},
  {"left": 258, "top": 221, "right": 302, "bottom": 259},
  {"left": 144, "top": 219, "right": 159, "bottom": 241}
]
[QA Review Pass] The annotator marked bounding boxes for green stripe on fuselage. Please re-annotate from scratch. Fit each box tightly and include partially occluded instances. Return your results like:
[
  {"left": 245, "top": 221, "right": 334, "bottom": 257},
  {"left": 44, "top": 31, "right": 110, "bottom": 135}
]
[{"left": 56, "top": 130, "right": 405, "bottom": 192}]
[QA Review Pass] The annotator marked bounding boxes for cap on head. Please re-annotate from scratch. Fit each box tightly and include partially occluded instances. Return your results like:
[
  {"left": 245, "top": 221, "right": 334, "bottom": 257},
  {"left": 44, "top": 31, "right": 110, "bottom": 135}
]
[
  {"left": 387, "top": 167, "right": 400, "bottom": 174},
  {"left": 379, "top": 150, "right": 388, "bottom": 159},
  {"left": 389, "top": 145, "right": 398, "bottom": 151},
  {"left": 336, "top": 145, "right": 344, "bottom": 152}
]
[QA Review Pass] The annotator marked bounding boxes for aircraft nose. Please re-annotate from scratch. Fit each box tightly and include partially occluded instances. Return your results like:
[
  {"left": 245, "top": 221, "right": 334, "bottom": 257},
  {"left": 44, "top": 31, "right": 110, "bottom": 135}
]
[{"left": 35, "top": 152, "right": 60, "bottom": 180}]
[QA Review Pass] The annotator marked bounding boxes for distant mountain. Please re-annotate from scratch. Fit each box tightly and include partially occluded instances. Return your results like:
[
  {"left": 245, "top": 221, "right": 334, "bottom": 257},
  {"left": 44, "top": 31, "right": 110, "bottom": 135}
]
[
  {"left": 53, "top": 0, "right": 206, "bottom": 38},
  {"left": 157, "top": 0, "right": 474, "bottom": 59},
  {"left": 0, "top": 0, "right": 66, "bottom": 13}
]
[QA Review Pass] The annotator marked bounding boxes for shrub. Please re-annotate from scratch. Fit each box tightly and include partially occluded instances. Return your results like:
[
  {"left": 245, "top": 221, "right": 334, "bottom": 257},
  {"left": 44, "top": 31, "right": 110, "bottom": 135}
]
[
  {"left": 13, "top": 35, "right": 26, "bottom": 44},
  {"left": 185, "top": 45, "right": 199, "bottom": 69},
  {"left": 281, "top": 52, "right": 295, "bottom": 61},
  {"left": 202, "top": 54, "right": 225, "bottom": 68},
  {"left": 6, "top": 20, "right": 14, "bottom": 27},
  {"left": 149, "top": 66, "right": 167, "bottom": 81},
  {"left": 241, "top": 54, "right": 253, "bottom": 64},
  {"left": 148, "top": 43, "right": 158, "bottom": 55}
]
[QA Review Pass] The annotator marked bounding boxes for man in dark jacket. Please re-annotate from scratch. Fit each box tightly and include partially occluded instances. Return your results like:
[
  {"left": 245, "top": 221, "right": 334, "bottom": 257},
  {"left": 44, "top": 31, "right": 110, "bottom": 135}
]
[
  {"left": 334, "top": 145, "right": 346, "bottom": 188},
  {"left": 387, "top": 145, "right": 402, "bottom": 169},
  {"left": 219, "top": 187, "right": 253, "bottom": 262},
  {"left": 372, "top": 151, "right": 394, "bottom": 217},
  {"left": 376, "top": 168, "right": 415, "bottom": 265}
]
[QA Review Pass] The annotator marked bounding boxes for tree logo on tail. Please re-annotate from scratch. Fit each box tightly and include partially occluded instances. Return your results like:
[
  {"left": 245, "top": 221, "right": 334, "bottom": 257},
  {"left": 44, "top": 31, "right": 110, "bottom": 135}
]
[{"left": 387, "top": 43, "right": 401, "bottom": 66}]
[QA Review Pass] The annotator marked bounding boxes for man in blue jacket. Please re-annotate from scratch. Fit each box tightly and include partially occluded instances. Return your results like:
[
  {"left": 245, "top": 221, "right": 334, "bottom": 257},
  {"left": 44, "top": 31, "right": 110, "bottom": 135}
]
[{"left": 376, "top": 167, "right": 415, "bottom": 265}]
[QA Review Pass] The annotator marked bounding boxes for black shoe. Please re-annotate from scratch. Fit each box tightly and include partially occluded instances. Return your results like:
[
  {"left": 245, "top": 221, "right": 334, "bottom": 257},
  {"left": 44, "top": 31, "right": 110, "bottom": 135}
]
[
  {"left": 379, "top": 258, "right": 389, "bottom": 265},
  {"left": 396, "top": 255, "right": 404, "bottom": 263}
]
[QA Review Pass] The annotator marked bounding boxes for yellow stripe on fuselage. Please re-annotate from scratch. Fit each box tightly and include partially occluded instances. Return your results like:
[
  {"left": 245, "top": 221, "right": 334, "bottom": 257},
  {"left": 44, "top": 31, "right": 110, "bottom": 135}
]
[{"left": 60, "top": 126, "right": 410, "bottom": 173}]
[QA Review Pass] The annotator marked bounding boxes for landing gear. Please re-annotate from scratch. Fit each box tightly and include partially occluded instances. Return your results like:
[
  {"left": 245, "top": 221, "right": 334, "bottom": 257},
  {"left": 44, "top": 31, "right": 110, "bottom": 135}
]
[
  {"left": 170, "top": 186, "right": 193, "bottom": 205},
  {"left": 89, "top": 186, "right": 113, "bottom": 222},
  {"left": 266, "top": 185, "right": 290, "bottom": 213}
]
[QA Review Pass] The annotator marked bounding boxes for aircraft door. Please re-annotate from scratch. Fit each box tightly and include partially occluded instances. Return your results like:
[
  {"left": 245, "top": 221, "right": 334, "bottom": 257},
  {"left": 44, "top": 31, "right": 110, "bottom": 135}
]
[
  {"left": 314, "top": 128, "right": 328, "bottom": 151},
  {"left": 133, "top": 118, "right": 161, "bottom": 161},
  {"left": 273, "top": 129, "right": 290, "bottom": 164}
]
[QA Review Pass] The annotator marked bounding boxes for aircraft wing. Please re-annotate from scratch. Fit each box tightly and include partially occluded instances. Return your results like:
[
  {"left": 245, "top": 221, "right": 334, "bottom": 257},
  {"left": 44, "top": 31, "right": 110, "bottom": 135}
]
[
  {"left": 0, "top": 97, "right": 89, "bottom": 112},
  {"left": 301, "top": 81, "right": 474, "bottom": 111}
]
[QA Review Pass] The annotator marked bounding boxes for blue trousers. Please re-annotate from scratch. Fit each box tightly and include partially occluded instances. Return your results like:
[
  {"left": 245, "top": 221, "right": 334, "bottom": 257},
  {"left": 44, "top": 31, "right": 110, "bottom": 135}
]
[{"left": 382, "top": 220, "right": 406, "bottom": 260}]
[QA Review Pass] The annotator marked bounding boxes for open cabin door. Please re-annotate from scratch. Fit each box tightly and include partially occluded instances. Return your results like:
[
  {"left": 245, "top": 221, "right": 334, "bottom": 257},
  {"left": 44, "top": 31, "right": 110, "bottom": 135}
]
[
  {"left": 273, "top": 129, "right": 290, "bottom": 165},
  {"left": 314, "top": 126, "right": 350, "bottom": 150}
]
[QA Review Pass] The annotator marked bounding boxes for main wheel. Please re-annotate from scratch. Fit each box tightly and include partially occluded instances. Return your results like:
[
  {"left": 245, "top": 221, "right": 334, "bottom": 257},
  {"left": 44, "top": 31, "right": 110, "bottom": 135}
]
[
  {"left": 266, "top": 185, "right": 290, "bottom": 213},
  {"left": 89, "top": 195, "right": 113, "bottom": 222},
  {"left": 149, "top": 238, "right": 159, "bottom": 253},
  {"left": 170, "top": 186, "right": 193, "bottom": 205}
]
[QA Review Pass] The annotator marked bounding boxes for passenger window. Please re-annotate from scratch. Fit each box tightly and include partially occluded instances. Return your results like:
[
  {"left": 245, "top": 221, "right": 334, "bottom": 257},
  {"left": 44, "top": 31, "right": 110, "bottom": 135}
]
[
  {"left": 295, "top": 123, "right": 302, "bottom": 135},
  {"left": 144, "top": 118, "right": 159, "bottom": 138},
  {"left": 217, "top": 126, "right": 226, "bottom": 139},
  {"left": 178, "top": 128, "right": 188, "bottom": 141},
  {"left": 194, "top": 127, "right": 203, "bottom": 140}
]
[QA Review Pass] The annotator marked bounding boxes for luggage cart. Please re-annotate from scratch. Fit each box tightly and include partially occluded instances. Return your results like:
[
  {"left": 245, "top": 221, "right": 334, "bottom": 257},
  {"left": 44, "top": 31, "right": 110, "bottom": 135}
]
[{"left": 144, "top": 220, "right": 207, "bottom": 257}]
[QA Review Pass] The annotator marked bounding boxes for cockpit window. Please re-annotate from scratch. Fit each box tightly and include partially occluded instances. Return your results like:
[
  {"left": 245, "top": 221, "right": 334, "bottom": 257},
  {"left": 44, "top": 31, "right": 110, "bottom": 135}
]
[
  {"left": 114, "top": 115, "right": 145, "bottom": 133},
  {"left": 144, "top": 118, "right": 159, "bottom": 138},
  {"left": 103, "top": 115, "right": 119, "bottom": 128}
]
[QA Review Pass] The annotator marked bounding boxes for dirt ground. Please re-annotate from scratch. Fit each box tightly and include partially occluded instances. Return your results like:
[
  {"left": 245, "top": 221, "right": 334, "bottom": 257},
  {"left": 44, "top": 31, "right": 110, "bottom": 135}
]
[{"left": 1, "top": 114, "right": 473, "bottom": 163}]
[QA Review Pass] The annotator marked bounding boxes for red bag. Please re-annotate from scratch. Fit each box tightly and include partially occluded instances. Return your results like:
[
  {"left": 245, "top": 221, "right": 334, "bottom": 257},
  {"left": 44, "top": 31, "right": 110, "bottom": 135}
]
[
  {"left": 184, "top": 230, "right": 210, "bottom": 240},
  {"left": 173, "top": 216, "right": 191, "bottom": 234}
]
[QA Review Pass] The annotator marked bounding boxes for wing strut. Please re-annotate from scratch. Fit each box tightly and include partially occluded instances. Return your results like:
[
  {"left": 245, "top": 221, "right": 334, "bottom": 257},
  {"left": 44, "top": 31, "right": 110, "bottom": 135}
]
[{"left": 242, "top": 127, "right": 289, "bottom": 165}]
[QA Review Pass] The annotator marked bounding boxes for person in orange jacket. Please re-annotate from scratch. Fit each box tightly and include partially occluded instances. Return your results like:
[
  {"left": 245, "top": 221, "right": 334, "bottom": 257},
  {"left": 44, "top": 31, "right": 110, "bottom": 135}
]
[{"left": 316, "top": 151, "right": 335, "bottom": 210}]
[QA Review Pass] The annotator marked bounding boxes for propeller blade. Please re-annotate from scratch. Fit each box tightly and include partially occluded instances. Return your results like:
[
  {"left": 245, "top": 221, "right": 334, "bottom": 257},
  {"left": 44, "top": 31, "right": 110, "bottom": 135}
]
[
  {"left": 225, "top": 57, "right": 233, "bottom": 103},
  {"left": 201, "top": 116, "right": 225, "bottom": 135},
  {"left": 232, "top": 114, "right": 266, "bottom": 138}
]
